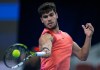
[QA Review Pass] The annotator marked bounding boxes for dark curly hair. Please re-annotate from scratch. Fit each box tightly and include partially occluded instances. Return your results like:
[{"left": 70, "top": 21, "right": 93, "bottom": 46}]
[{"left": 38, "top": 2, "right": 57, "bottom": 17}]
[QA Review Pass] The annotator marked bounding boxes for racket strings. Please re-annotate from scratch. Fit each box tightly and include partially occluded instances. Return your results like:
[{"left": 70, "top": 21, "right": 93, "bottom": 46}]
[
  {"left": 4, "top": 45, "right": 29, "bottom": 68},
  {"left": 4, "top": 48, "right": 18, "bottom": 67}
]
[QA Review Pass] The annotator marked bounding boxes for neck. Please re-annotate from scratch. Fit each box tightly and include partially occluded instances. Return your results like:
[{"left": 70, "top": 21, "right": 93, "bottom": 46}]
[
  {"left": 47, "top": 23, "right": 60, "bottom": 33},
  {"left": 52, "top": 26, "right": 60, "bottom": 33}
]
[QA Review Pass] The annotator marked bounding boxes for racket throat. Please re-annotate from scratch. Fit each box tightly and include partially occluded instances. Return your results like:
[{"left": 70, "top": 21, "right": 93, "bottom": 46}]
[{"left": 35, "top": 52, "right": 46, "bottom": 56}]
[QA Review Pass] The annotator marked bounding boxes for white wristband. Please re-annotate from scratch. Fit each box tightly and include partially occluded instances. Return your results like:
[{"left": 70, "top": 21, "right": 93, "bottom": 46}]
[{"left": 36, "top": 52, "right": 46, "bottom": 56}]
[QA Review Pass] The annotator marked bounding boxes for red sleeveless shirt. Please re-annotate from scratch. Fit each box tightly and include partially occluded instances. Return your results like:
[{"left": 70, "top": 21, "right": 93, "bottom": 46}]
[{"left": 40, "top": 28, "right": 73, "bottom": 70}]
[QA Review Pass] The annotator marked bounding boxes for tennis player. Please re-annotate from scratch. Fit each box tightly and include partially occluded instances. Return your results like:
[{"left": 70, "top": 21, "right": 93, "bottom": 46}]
[{"left": 38, "top": 2, "right": 94, "bottom": 70}]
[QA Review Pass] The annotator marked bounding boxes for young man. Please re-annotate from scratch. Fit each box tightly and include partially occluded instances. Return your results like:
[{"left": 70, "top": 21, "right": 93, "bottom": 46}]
[{"left": 38, "top": 2, "right": 94, "bottom": 70}]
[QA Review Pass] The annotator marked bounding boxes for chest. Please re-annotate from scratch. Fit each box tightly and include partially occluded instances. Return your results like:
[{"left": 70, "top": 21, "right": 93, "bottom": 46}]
[{"left": 53, "top": 32, "right": 73, "bottom": 46}]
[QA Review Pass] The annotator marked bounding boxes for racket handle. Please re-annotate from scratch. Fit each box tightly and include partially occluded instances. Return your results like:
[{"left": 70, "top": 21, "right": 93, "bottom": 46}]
[{"left": 36, "top": 52, "right": 46, "bottom": 56}]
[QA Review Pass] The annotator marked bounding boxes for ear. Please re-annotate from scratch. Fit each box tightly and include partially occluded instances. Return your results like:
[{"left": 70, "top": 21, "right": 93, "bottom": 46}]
[
  {"left": 56, "top": 13, "right": 58, "bottom": 19},
  {"left": 40, "top": 18, "right": 43, "bottom": 23}
]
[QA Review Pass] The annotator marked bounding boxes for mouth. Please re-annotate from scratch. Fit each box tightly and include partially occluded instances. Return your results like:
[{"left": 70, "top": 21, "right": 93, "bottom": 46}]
[
  {"left": 48, "top": 22, "right": 53, "bottom": 26},
  {"left": 48, "top": 24, "right": 52, "bottom": 26}
]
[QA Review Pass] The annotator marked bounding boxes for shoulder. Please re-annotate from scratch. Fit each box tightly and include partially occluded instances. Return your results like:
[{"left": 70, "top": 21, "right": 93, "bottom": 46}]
[{"left": 39, "top": 33, "right": 53, "bottom": 42}]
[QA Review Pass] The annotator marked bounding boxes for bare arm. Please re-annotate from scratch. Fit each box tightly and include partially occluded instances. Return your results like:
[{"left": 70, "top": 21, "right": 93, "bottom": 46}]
[
  {"left": 72, "top": 23, "right": 94, "bottom": 61},
  {"left": 39, "top": 33, "right": 53, "bottom": 57}
]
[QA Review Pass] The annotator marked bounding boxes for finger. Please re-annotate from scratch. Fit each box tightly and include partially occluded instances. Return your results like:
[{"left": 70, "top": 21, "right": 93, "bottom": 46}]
[
  {"left": 87, "top": 23, "right": 94, "bottom": 31},
  {"left": 82, "top": 25, "right": 86, "bottom": 30},
  {"left": 88, "top": 23, "right": 94, "bottom": 29},
  {"left": 88, "top": 28, "right": 94, "bottom": 33},
  {"left": 86, "top": 23, "right": 94, "bottom": 32},
  {"left": 86, "top": 23, "right": 90, "bottom": 29},
  {"left": 86, "top": 23, "right": 92, "bottom": 28}
]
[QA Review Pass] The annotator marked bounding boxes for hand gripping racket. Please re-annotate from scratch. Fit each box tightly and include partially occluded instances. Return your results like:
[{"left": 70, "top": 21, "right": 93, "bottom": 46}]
[{"left": 3, "top": 43, "right": 46, "bottom": 69}]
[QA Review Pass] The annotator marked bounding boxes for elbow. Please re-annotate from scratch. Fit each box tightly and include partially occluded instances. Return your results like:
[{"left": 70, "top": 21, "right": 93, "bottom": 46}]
[
  {"left": 80, "top": 55, "right": 88, "bottom": 61},
  {"left": 80, "top": 57, "right": 87, "bottom": 61},
  {"left": 79, "top": 52, "right": 88, "bottom": 61}
]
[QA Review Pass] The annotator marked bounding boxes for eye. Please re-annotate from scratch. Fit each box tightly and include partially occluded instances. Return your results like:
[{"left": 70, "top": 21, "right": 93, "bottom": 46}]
[
  {"left": 43, "top": 15, "right": 48, "bottom": 18},
  {"left": 49, "top": 13, "right": 54, "bottom": 17}
]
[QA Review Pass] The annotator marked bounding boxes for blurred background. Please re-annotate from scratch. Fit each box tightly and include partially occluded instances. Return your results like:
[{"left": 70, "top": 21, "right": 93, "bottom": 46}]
[{"left": 0, "top": 0, "right": 100, "bottom": 70}]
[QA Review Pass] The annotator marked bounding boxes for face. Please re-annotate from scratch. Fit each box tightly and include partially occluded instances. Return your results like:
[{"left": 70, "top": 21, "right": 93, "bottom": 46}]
[{"left": 41, "top": 10, "right": 58, "bottom": 30}]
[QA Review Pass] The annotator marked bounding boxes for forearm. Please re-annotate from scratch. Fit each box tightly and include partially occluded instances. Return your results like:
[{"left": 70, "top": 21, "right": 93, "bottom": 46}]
[
  {"left": 81, "top": 36, "right": 92, "bottom": 60},
  {"left": 39, "top": 33, "right": 53, "bottom": 58},
  {"left": 73, "top": 23, "right": 94, "bottom": 61}
]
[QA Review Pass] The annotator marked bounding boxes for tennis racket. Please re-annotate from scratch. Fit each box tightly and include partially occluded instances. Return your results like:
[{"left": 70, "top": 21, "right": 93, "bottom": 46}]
[{"left": 3, "top": 43, "right": 46, "bottom": 69}]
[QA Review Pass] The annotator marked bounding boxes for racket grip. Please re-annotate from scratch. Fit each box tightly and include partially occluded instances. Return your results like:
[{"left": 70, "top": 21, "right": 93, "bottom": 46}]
[{"left": 36, "top": 52, "right": 46, "bottom": 56}]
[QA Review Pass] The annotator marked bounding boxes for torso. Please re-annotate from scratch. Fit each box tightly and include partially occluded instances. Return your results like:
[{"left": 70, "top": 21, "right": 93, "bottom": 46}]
[{"left": 40, "top": 28, "right": 73, "bottom": 70}]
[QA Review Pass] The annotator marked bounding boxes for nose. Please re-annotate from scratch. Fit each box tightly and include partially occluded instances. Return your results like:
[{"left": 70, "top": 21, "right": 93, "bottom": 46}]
[{"left": 47, "top": 16, "right": 52, "bottom": 22}]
